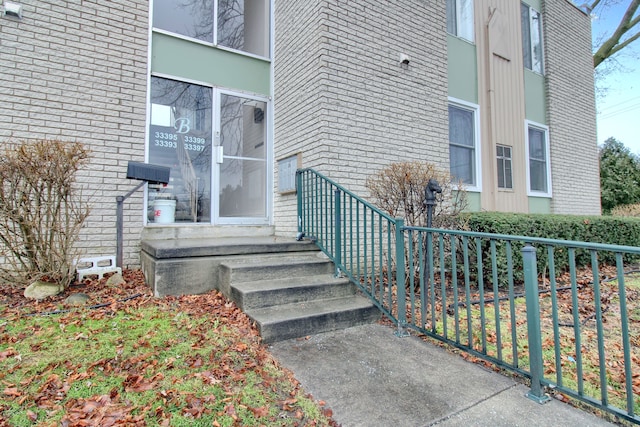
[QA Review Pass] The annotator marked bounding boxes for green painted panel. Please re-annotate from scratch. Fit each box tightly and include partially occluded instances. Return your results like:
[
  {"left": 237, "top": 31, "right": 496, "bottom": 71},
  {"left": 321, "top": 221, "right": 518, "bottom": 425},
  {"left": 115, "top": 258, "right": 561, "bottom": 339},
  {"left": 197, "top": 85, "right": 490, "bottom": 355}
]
[
  {"left": 524, "top": 70, "right": 546, "bottom": 124},
  {"left": 528, "top": 196, "right": 551, "bottom": 213},
  {"left": 523, "top": 0, "right": 542, "bottom": 11},
  {"left": 464, "top": 191, "right": 482, "bottom": 212},
  {"left": 447, "top": 35, "right": 478, "bottom": 103},
  {"left": 151, "top": 32, "right": 271, "bottom": 96}
]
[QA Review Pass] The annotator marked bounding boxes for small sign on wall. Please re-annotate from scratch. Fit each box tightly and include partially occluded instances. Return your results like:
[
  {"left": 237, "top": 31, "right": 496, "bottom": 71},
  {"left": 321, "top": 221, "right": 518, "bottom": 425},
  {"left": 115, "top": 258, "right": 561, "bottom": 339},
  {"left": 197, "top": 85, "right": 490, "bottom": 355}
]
[{"left": 278, "top": 153, "right": 301, "bottom": 194}]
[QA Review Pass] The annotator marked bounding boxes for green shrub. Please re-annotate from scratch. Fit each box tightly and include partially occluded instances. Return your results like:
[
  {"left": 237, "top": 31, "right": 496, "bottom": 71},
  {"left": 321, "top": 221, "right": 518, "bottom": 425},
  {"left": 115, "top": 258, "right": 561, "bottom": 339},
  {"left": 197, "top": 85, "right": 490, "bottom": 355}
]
[{"left": 465, "top": 212, "right": 640, "bottom": 287}]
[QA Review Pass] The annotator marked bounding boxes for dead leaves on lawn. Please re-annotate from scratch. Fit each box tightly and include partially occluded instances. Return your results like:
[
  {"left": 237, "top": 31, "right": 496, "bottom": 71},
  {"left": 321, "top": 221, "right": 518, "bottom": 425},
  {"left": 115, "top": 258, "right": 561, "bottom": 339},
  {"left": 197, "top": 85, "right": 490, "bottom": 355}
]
[{"left": 0, "top": 270, "right": 339, "bottom": 426}]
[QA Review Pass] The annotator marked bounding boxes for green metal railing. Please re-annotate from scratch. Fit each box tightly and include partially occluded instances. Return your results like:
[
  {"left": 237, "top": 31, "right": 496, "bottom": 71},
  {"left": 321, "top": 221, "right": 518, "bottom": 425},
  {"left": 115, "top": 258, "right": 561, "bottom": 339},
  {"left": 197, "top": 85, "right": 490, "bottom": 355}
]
[
  {"left": 296, "top": 168, "right": 640, "bottom": 424},
  {"left": 296, "top": 168, "right": 403, "bottom": 323}
]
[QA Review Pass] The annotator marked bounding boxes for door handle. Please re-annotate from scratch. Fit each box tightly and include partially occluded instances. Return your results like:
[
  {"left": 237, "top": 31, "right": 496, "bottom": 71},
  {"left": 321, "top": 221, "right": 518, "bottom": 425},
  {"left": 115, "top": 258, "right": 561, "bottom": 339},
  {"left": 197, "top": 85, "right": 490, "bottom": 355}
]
[{"left": 215, "top": 146, "right": 224, "bottom": 164}]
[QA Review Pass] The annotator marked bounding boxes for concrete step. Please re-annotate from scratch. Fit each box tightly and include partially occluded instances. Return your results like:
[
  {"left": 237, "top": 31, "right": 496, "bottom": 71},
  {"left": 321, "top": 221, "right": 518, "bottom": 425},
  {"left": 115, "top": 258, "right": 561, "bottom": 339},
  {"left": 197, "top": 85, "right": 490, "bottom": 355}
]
[
  {"left": 230, "top": 275, "right": 355, "bottom": 310},
  {"left": 221, "top": 253, "right": 334, "bottom": 284},
  {"left": 142, "top": 236, "right": 318, "bottom": 259},
  {"left": 247, "top": 296, "right": 380, "bottom": 343}
]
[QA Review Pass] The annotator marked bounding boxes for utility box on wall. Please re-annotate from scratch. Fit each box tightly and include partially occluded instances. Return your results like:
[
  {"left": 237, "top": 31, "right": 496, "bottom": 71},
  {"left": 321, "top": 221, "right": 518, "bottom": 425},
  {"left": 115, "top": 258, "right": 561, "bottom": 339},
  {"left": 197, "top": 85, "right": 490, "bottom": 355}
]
[{"left": 278, "top": 153, "right": 301, "bottom": 194}]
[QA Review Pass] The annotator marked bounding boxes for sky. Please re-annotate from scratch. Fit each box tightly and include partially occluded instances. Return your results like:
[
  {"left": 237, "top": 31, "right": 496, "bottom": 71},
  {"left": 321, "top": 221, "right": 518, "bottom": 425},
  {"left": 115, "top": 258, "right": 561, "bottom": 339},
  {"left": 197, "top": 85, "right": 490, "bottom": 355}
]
[{"left": 590, "top": 2, "right": 640, "bottom": 154}]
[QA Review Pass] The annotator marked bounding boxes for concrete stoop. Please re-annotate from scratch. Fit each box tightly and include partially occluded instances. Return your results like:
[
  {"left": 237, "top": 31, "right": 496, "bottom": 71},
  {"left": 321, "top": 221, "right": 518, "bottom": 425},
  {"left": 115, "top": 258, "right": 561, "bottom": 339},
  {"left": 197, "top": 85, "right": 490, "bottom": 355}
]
[
  {"left": 220, "top": 251, "right": 380, "bottom": 343},
  {"left": 141, "top": 236, "right": 380, "bottom": 343}
]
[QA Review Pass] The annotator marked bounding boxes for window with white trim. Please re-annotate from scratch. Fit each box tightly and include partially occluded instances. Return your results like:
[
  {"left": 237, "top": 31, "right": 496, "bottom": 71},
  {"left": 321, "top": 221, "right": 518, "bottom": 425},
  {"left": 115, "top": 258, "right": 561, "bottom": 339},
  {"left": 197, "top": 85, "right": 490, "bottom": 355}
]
[
  {"left": 447, "top": 0, "right": 475, "bottom": 43},
  {"left": 152, "top": 0, "right": 271, "bottom": 58},
  {"left": 521, "top": 3, "right": 544, "bottom": 74},
  {"left": 525, "top": 121, "right": 551, "bottom": 196},
  {"left": 496, "top": 145, "right": 513, "bottom": 189},
  {"left": 448, "top": 100, "right": 480, "bottom": 190}
]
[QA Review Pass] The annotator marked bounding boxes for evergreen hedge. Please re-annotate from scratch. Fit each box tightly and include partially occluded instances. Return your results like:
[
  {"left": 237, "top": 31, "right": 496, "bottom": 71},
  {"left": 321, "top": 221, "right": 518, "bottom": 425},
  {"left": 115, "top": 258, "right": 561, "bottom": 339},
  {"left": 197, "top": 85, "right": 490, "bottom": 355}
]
[{"left": 462, "top": 212, "right": 640, "bottom": 287}]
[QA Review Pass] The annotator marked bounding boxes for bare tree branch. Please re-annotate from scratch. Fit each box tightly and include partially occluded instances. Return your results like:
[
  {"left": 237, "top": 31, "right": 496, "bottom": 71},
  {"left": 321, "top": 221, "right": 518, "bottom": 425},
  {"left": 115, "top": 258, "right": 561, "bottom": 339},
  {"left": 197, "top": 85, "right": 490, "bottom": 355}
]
[{"left": 592, "top": 0, "right": 640, "bottom": 68}]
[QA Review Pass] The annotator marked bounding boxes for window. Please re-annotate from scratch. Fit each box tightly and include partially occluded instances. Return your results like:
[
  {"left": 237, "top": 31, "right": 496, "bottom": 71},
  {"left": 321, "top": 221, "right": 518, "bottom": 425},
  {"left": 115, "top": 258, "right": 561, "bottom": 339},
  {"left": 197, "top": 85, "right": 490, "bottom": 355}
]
[
  {"left": 525, "top": 121, "right": 551, "bottom": 196},
  {"left": 496, "top": 145, "right": 513, "bottom": 189},
  {"left": 152, "top": 0, "right": 271, "bottom": 58},
  {"left": 447, "top": 0, "right": 475, "bottom": 42},
  {"left": 449, "top": 100, "right": 480, "bottom": 190},
  {"left": 521, "top": 3, "right": 543, "bottom": 74}
]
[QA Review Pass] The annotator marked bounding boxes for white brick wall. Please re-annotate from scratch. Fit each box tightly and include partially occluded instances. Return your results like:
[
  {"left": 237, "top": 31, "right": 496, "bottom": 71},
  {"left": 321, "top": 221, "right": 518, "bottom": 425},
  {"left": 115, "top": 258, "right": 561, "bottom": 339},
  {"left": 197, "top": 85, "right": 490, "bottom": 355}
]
[
  {"left": 0, "top": 0, "right": 149, "bottom": 267},
  {"left": 544, "top": 0, "right": 601, "bottom": 215},
  {"left": 274, "top": 0, "right": 449, "bottom": 236}
]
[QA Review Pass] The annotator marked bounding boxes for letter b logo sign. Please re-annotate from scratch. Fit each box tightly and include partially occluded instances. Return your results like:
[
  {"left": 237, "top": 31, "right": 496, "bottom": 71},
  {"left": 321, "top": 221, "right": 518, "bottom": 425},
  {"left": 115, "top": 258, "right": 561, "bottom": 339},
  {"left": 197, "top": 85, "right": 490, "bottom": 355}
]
[{"left": 174, "top": 118, "right": 191, "bottom": 134}]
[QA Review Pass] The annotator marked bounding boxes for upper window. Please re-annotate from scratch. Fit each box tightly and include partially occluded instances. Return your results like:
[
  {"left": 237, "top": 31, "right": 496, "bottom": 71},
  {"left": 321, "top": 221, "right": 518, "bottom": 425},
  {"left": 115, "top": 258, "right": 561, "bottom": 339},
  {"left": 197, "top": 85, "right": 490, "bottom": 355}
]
[
  {"left": 449, "top": 100, "right": 480, "bottom": 190},
  {"left": 521, "top": 3, "right": 543, "bottom": 74},
  {"left": 496, "top": 145, "right": 513, "bottom": 189},
  {"left": 525, "top": 121, "right": 551, "bottom": 196},
  {"left": 447, "top": 0, "right": 474, "bottom": 43},
  {"left": 152, "top": 0, "right": 271, "bottom": 58}
]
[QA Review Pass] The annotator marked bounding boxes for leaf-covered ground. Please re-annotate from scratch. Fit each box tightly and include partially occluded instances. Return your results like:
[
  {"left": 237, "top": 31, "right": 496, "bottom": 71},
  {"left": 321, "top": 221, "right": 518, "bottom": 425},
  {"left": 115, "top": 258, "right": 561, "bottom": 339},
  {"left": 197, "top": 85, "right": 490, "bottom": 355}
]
[
  {"left": 0, "top": 271, "right": 338, "bottom": 426},
  {"left": 399, "top": 264, "right": 640, "bottom": 419}
]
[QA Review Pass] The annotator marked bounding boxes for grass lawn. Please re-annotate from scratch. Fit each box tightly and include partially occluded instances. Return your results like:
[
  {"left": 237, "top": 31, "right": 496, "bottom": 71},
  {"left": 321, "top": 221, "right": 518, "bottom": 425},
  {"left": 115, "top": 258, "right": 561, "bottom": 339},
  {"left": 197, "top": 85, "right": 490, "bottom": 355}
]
[{"left": 0, "top": 270, "right": 336, "bottom": 426}]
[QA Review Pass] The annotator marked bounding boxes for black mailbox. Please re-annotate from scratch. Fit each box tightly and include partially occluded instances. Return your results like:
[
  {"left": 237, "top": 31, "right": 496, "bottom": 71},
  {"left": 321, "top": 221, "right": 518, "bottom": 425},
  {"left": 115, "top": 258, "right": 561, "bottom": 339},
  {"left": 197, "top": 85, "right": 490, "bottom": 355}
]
[{"left": 126, "top": 161, "right": 170, "bottom": 185}]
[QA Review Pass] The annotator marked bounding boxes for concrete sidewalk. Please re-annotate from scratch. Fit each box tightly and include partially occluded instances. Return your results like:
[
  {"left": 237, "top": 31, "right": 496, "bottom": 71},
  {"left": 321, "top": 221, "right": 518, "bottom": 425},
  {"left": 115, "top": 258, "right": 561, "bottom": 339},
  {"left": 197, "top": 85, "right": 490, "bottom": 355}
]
[{"left": 269, "top": 323, "right": 616, "bottom": 427}]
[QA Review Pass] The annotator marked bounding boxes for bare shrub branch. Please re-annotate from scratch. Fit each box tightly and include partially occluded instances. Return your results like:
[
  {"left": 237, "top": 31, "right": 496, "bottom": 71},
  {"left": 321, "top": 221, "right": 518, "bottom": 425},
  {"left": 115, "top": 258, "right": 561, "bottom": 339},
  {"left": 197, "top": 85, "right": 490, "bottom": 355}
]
[
  {"left": 366, "top": 161, "right": 469, "bottom": 289},
  {"left": 365, "top": 161, "right": 468, "bottom": 228},
  {"left": 0, "top": 140, "right": 91, "bottom": 287}
]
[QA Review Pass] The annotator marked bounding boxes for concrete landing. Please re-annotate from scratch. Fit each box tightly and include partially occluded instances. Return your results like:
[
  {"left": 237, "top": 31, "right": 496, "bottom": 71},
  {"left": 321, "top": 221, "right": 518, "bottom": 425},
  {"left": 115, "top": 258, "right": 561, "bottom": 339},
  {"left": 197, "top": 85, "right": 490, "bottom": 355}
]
[{"left": 269, "top": 323, "right": 617, "bottom": 427}]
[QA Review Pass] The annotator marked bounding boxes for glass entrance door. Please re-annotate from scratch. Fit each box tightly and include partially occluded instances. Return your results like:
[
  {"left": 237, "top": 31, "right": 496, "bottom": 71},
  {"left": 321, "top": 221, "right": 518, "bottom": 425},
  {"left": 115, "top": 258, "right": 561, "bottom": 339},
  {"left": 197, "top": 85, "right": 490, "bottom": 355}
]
[
  {"left": 216, "top": 93, "right": 268, "bottom": 223},
  {"left": 147, "top": 77, "right": 269, "bottom": 225}
]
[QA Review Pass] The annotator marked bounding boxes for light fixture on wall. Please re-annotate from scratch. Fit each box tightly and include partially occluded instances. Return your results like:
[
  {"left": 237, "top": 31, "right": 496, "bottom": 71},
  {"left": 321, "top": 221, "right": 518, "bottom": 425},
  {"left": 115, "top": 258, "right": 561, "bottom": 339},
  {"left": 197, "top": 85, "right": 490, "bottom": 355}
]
[
  {"left": 3, "top": 2, "right": 23, "bottom": 19},
  {"left": 399, "top": 53, "right": 410, "bottom": 65}
]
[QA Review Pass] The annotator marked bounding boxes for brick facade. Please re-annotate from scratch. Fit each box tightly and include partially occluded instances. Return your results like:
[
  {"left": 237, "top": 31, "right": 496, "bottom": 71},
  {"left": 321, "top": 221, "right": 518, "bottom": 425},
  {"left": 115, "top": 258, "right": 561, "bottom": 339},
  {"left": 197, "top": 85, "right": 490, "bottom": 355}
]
[
  {"left": 274, "top": 0, "right": 449, "bottom": 236},
  {"left": 0, "top": 0, "right": 149, "bottom": 267},
  {"left": 544, "top": 0, "right": 601, "bottom": 215},
  {"left": 0, "top": 0, "right": 601, "bottom": 269}
]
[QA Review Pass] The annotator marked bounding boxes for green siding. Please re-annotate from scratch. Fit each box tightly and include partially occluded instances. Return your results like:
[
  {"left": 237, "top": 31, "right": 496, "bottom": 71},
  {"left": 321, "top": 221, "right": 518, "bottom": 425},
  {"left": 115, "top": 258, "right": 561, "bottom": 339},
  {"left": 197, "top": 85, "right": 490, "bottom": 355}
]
[
  {"left": 465, "top": 192, "right": 482, "bottom": 212},
  {"left": 528, "top": 196, "right": 551, "bottom": 213},
  {"left": 151, "top": 32, "right": 271, "bottom": 96},
  {"left": 524, "top": 69, "right": 546, "bottom": 124},
  {"left": 447, "top": 35, "right": 478, "bottom": 103}
]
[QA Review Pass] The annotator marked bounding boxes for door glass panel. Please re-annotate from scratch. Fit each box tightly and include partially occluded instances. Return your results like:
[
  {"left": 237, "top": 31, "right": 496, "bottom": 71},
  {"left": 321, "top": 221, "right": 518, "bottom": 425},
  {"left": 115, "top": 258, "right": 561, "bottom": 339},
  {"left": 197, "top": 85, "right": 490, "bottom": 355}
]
[
  {"left": 219, "top": 94, "right": 267, "bottom": 218},
  {"left": 148, "top": 77, "right": 212, "bottom": 223},
  {"left": 153, "top": 0, "right": 214, "bottom": 43}
]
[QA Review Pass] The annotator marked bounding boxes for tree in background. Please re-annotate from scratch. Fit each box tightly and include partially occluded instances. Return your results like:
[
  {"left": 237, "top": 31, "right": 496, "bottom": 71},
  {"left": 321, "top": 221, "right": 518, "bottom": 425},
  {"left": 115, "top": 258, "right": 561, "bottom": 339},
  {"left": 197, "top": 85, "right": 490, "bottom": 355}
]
[
  {"left": 576, "top": 0, "right": 640, "bottom": 68},
  {"left": 599, "top": 137, "right": 640, "bottom": 212}
]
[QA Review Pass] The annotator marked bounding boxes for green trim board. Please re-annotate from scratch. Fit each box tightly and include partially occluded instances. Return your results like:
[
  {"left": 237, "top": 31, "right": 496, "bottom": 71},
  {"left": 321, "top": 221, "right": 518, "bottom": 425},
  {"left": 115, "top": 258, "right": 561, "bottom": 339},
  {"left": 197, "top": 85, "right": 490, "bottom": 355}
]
[
  {"left": 151, "top": 32, "right": 271, "bottom": 96},
  {"left": 524, "top": 69, "right": 546, "bottom": 124},
  {"left": 523, "top": 0, "right": 542, "bottom": 12},
  {"left": 528, "top": 196, "right": 551, "bottom": 214},
  {"left": 447, "top": 35, "right": 478, "bottom": 103}
]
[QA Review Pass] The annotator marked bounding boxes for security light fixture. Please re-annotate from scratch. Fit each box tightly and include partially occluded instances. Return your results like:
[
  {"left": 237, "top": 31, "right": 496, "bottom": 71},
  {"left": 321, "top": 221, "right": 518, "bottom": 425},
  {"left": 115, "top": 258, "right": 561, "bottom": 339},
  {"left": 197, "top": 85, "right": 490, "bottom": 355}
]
[{"left": 3, "top": 2, "right": 23, "bottom": 19}]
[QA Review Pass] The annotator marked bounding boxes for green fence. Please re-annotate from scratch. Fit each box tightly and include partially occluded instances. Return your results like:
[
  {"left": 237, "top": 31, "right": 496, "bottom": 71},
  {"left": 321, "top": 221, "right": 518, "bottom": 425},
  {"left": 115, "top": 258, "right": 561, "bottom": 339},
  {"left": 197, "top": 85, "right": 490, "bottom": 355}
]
[{"left": 297, "top": 168, "right": 640, "bottom": 424}]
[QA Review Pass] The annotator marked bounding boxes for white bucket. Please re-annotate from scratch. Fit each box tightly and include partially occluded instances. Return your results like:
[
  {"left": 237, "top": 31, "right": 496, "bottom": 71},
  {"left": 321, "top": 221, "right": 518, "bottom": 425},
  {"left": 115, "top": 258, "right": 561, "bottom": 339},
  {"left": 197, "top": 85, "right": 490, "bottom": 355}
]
[{"left": 153, "top": 199, "right": 176, "bottom": 224}]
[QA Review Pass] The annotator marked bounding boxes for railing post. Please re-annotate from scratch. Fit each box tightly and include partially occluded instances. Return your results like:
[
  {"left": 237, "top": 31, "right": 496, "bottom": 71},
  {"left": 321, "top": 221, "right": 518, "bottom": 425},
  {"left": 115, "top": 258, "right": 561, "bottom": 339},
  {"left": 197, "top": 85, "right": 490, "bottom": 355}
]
[
  {"left": 296, "top": 170, "right": 303, "bottom": 235},
  {"left": 394, "top": 218, "right": 409, "bottom": 337},
  {"left": 334, "top": 188, "right": 341, "bottom": 277},
  {"left": 522, "top": 244, "right": 551, "bottom": 404}
]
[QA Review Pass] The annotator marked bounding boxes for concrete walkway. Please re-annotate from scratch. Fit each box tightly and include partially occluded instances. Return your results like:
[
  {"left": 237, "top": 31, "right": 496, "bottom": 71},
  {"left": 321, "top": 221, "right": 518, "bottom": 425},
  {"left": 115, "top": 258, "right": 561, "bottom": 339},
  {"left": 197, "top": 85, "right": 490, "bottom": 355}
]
[{"left": 269, "top": 323, "right": 617, "bottom": 427}]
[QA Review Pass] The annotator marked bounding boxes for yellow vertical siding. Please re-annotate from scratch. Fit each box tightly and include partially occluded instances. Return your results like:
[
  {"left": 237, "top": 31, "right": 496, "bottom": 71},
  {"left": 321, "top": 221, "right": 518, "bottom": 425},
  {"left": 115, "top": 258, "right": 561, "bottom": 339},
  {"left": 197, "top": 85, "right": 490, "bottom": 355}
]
[{"left": 476, "top": 0, "right": 528, "bottom": 212}]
